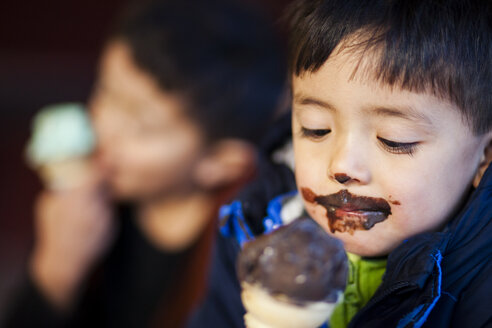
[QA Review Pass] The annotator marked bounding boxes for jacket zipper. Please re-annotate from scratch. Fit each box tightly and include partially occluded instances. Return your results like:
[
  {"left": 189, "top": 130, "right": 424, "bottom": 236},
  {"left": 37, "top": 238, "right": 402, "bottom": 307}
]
[
  {"left": 349, "top": 281, "right": 416, "bottom": 327},
  {"left": 365, "top": 281, "right": 415, "bottom": 308}
]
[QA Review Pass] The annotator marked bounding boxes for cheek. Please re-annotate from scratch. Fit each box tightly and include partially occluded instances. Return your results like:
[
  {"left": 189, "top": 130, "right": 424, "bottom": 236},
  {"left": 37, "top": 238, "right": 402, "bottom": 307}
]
[
  {"left": 381, "top": 150, "right": 478, "bottom": 235},
  {"left": 384, "top": 180, "right": 441, "bottom": 234},
  {"left": 293, "top": 140, "right": 326, "bottom": 188},
  {"left": 303, "top": 202, "right": 332, "bottom": 232},
  {"left": 108, "top": 137, "right": 202, "bottom": 195},
  {"left": 127, "top": 140, "right": 199, "bottom": 178}
]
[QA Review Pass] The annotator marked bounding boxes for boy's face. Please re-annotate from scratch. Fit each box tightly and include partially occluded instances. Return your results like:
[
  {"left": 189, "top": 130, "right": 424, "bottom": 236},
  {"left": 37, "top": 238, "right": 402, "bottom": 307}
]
[
  {"left": 89, "top": 41, "right": 205, "bottom": 200},
  {"left": 292, "top": 50, "right": 490, "bottom": 257}
]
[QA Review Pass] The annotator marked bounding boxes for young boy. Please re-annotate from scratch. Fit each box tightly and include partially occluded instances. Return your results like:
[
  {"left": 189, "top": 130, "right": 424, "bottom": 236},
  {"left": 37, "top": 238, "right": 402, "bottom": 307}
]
[
  {"left": 189, "top": 0, "right": 492, "bottom": 327},
  {"left": 5, "top": 0, "right": 286, "bottom": 327}
]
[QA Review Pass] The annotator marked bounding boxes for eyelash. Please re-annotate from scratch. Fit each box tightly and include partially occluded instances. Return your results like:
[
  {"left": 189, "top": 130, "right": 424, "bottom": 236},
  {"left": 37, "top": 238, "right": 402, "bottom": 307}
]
[
  {"left": 378, "top": 137, "right": 419, "bottom": 156},
  {"left": 301, "top": 127, "right": 419, "bottom": 156},
  {"left": 300, "top": 127, "right": 331, "bottom": 139}
]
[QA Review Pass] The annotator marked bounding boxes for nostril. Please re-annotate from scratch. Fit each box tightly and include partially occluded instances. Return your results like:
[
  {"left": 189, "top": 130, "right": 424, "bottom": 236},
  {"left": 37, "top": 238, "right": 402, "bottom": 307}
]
[{"left": 334, "top": 173, "right": 351, "bottom": 184}]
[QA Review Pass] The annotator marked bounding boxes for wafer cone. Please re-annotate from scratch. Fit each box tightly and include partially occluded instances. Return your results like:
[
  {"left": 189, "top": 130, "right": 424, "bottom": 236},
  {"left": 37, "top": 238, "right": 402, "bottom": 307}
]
[
  {"left": 241, "top": 282, "right": 338, "bottom": 328},
  {"left": 39, "top": 158, "right": 94, "bottom": 190}
]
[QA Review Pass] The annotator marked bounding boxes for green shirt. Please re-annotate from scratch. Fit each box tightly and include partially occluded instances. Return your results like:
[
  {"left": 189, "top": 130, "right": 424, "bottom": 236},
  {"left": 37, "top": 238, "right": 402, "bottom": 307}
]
[{"left": 329, "top": 253, "right": 387, "bottom": 328}]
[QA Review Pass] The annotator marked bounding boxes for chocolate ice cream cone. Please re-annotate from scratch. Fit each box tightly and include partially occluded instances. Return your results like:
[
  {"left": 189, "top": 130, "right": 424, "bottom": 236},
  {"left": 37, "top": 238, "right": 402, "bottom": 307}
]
[{"left": 237, "top": 217, "right": 348, "bottom": 328}]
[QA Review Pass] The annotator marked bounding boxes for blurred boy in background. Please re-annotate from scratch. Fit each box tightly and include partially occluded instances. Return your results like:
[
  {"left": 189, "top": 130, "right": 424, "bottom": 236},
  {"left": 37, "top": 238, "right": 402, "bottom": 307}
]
[{"left": 5, "top": 0, "right": 286, "bottom": 327}]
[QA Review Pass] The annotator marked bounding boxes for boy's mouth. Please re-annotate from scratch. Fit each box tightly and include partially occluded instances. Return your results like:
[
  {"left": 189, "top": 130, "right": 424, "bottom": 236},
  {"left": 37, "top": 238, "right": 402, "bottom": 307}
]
[{"left": 301, "top": 187, "right": 392, "bottom": 234}]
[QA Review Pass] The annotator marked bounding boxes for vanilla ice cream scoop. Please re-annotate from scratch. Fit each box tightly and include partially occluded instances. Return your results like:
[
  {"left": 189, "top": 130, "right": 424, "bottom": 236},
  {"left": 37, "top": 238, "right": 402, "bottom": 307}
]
[
  {"left": 237, "top": 217, "right": 348, "bottom": 328},
  {"left": 26, "top": 103, "right": 96, "bottom": 189}
]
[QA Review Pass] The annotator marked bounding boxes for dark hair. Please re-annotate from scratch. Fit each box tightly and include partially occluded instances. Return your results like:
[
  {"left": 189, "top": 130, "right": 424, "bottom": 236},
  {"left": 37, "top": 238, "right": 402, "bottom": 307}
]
[
  {"left": 286, "top": 0, "right": 492, "bottom": 134},
  {"left": 113, "top": 0, "right": 286, "bottom": 142}
]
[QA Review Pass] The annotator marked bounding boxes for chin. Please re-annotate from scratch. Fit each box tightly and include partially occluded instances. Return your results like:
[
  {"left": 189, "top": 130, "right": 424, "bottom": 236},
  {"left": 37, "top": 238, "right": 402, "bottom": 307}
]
[
  {"left": 114, "top": 183, "right": 174, "bottom": 203},
  {"left": 107, "top": 179, "right": 140, "bottom": 201},
  {"left": 310, "top": 210, "right": 399, "bottom": 257},
  {"left": 335, "top": 230, "right": 399, "bottom": 258},
  {"left": 109, "top": 187, "right": 134, "bottom": 201}
]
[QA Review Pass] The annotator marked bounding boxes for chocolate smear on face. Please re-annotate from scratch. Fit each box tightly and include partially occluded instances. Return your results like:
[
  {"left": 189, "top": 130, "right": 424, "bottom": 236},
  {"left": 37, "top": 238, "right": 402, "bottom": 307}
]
[
  {"left": 388, "top": 195, "right": 401, "bottom": 206},
  {"left": 301, "top": 187, "right": 392, "bottom": 234},
  {"left": 237, "top": 217, "right": 348, "bottom": 304}
]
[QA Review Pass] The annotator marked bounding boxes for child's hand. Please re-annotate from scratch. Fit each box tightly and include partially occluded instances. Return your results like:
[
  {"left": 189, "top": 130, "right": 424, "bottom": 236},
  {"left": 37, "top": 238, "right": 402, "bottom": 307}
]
[{"left": 29, "top": 170, "right": 115, "bottom": 310}]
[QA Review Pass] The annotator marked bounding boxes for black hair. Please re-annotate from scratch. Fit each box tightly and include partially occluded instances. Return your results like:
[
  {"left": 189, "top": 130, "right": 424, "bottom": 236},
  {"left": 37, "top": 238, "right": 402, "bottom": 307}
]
[
  {"left": 286, "top": 0, "right": 492, "bottom": 134},
  {"left": 113, "top": 0, "right": 286, "bottom": 142}
]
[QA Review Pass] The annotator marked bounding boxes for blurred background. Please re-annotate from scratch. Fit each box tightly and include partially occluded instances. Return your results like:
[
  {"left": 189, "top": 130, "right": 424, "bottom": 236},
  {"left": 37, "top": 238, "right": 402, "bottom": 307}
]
[{"left": 0, "top": 0, "right": 291, "bottom": 322}]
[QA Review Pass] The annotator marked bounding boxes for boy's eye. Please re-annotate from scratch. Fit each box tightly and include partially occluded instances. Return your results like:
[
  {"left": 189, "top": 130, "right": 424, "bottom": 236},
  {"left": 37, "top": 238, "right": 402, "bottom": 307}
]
[
  {"left": 378, "top": 137, "right": 419, "bottom": 156},
  {"left": 300, "top": 127, "right": 331, "bottom": 139}
]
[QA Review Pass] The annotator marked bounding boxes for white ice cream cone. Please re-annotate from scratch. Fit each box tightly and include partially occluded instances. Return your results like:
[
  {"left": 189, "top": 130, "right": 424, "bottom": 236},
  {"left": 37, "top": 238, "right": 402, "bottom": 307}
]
[
  {"left": 39, "top": 158, "right": 94, "bottom": 190},
  {"left": 25, "top": 103, "right": 96, "bottom": 190},
  {"left": 241, "top": 282, "right": 337, "bottom": 328}
]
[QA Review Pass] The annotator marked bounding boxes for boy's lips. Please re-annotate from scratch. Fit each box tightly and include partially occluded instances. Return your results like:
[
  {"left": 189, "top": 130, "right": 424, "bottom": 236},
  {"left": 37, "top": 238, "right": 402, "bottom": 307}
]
[{"left": 301, "top": 187, "right": 392, "bottom": 234}]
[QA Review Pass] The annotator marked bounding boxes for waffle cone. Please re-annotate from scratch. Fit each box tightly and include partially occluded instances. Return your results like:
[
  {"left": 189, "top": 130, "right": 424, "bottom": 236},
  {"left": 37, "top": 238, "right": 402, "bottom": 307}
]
[
  {"left": 241, "top": 283, "right": 336, "bottom": 328},
  {"left": 39, "top": 159, "right": 93, "bottom": 190}
]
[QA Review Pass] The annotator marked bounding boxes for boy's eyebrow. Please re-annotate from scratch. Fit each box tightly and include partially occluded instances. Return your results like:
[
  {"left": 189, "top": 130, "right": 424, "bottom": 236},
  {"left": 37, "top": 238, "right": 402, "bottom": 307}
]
[
  {"left": 294, "top": 93, "right": 433, "bottom": 126},
  {"left": 293, "top": 93, "right": 337, "bottom": 112},
  {"left": 367, "top": 106, "right": 433, "bottom": 125}
]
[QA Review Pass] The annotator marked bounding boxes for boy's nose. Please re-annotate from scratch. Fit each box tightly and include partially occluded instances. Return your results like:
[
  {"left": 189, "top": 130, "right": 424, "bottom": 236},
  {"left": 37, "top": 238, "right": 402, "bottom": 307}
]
[
  {"left": 92, "top": 107, "right": 123, "bottom": 144},
  {"left": 334, "top": 173, "right": 351, "bottom": 184},
  {"left": 328, "top": 136, "right": 371, "bottom": 185}
]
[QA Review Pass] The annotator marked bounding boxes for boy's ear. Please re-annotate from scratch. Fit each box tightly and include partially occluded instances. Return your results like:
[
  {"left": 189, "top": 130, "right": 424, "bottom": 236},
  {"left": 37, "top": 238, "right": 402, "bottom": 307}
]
[
  {"left": 193, "top": 140, "right": 256, "bottom": 190},
  {"left": 473, "top": 136, "right": 492, "bottom": 188}
]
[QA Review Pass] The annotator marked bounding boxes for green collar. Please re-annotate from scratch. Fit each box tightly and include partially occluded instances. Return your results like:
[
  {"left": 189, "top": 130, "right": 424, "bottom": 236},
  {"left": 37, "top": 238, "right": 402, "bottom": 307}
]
[{"left": 330, "top": 253, "right": 387, "bottom": 328}]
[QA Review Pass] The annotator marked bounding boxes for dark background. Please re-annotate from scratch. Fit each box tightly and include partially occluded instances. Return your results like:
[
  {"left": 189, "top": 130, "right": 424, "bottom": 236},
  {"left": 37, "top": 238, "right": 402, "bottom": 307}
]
[{"left": 0, "top": 0, "right": 291, "bottom": 322}]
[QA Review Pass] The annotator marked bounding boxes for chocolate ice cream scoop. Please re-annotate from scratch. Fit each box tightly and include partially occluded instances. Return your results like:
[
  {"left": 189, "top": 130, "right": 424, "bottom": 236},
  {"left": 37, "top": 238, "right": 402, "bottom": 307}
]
[{"left": 237, "top": 217, "right": 348, "bottom": 304}]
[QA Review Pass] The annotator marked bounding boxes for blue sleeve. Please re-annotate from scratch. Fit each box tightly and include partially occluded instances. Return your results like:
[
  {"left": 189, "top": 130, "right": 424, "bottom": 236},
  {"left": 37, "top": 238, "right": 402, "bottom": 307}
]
[
  {"left": 186, "top": 233, "right": 245, "bottom": 328},
  {"left": 450, "top": 259, "right": 492, "bottom": 328}
]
